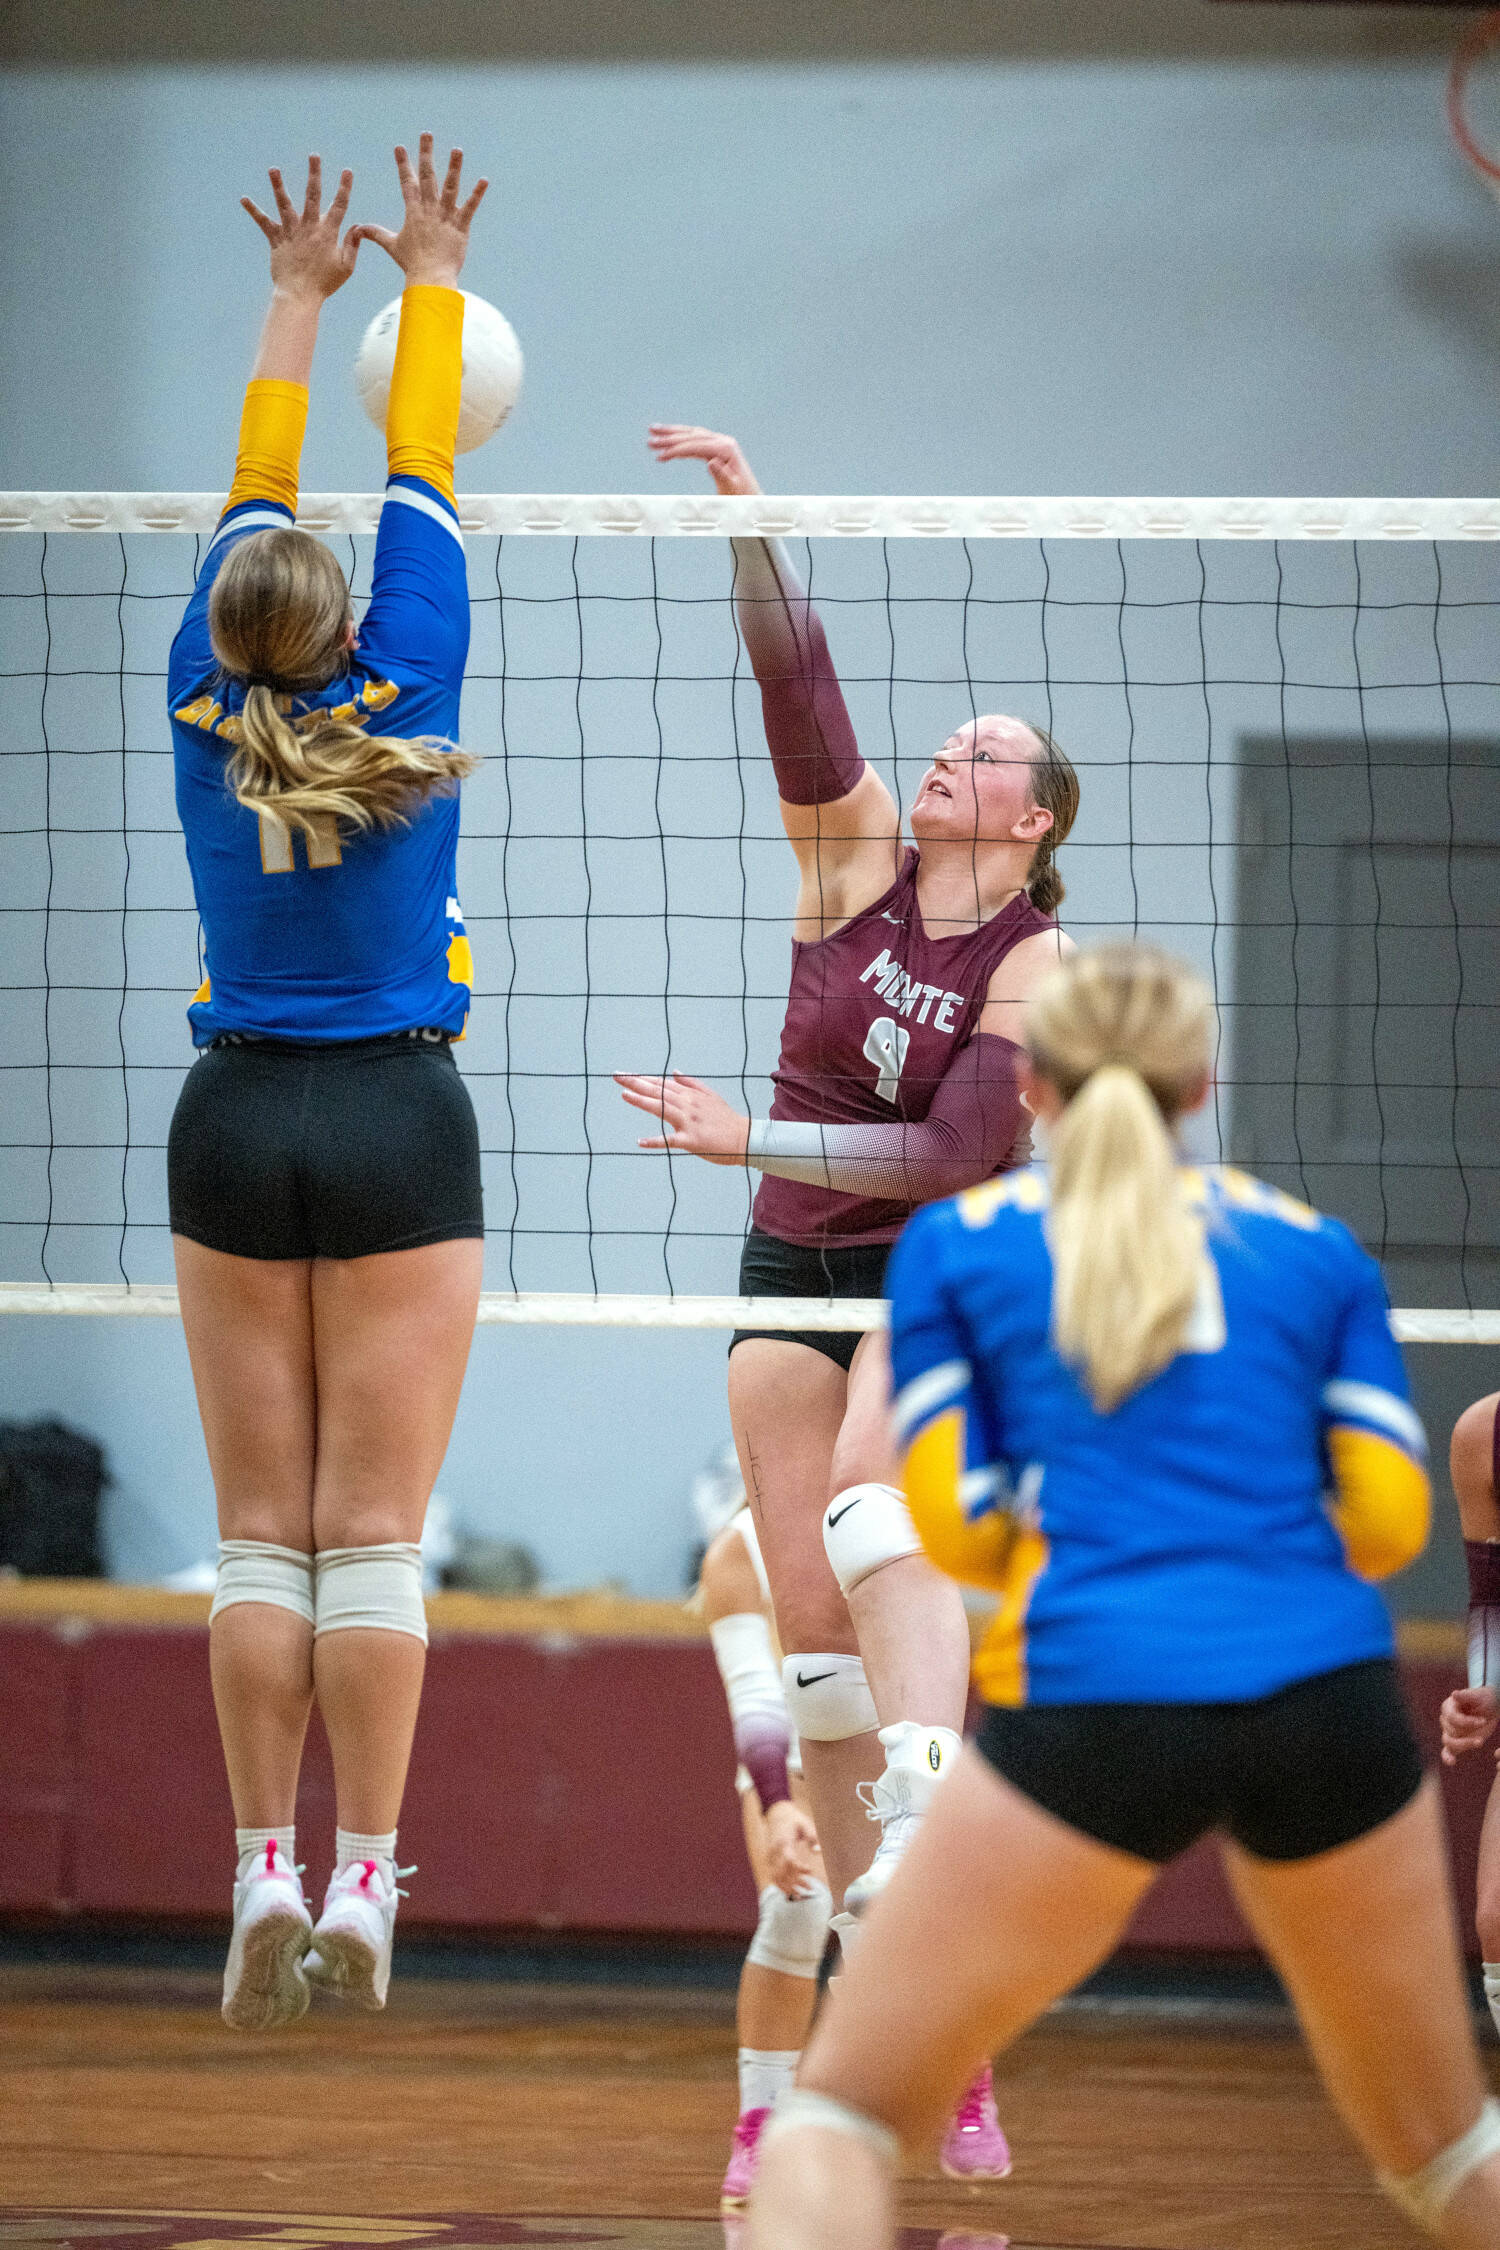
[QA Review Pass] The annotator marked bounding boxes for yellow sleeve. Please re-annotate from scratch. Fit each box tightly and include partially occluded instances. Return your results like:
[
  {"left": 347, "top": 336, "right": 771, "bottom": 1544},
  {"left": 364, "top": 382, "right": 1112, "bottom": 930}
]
[
  {"left": 224, "top": 378, "right": 308, "bottom": 515},
  {"left": 1326, "top": 1426, "right": 1431, "bottom": 1581},
  {"left": 902, "top": 1408, "right": 1018, "bottom": 1593},
  {"left": 386, "top": 284, "right": 463, "bottom": 505}
]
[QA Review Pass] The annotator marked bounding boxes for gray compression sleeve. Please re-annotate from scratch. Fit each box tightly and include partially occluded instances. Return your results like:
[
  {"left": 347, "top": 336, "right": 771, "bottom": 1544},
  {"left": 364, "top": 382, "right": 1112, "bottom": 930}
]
[{"left": 744, "top": 1033, "right": 1026, "bottom": 1199}]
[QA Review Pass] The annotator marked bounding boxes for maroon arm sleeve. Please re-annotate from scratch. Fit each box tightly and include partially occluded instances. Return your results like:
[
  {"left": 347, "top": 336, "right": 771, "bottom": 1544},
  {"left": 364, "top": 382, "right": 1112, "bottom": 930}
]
[
  {"left": 745, "top": 1033, "right": 1030, "bottom": 1200},
  {"left": 732, "top": 536, "right": 866, "bottom": 805}
]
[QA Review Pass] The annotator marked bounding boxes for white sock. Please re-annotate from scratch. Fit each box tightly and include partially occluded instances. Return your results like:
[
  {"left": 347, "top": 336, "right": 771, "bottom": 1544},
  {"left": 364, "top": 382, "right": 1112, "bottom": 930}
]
[
  {"left": 336, "top": 1826, "right": 398, "bottom": 1873},
  {"left": 1483, "top": 1963, "right": 1500, "bottom": 2040},
  {"left": 235, "top": 1824, "right": 295, "bottom": 1878},
  {"left": 738, "top": 2047, "right": 800, "bottom": 2116}
]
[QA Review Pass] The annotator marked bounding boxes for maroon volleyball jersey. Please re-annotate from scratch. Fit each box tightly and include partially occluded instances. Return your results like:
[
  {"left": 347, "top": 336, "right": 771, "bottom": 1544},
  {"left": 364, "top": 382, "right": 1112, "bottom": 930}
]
[{"left": 753, "top": 848, "right": 1054, "bottom": 1248}]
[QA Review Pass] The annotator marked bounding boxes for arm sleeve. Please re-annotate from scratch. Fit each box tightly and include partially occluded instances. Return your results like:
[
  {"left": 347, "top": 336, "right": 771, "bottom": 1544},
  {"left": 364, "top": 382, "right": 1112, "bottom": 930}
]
[
  {"left": 744, "top": 1033, "right": 1026, "bottom": 1199},
  {"left": 385, "top": 285, "right": 462, "bottom": 503},
  {"left": 1320, "top": 1245, "right": 1431, "bottom": 1582},
  {"left": 707, "top": 1611, "right": 793, "bottom": 1814},
  {"left": 887, "top": 1217, "right": 1017, "bottom": 1593},
  {"left": 731, "top": 536, "right": 865, "bottom": 806},
  {"left": 361, "top": 288, "right": 470, "bottom": 693},
  {"left": 167, "top": 379, "right": 306, "bottom": 703}
]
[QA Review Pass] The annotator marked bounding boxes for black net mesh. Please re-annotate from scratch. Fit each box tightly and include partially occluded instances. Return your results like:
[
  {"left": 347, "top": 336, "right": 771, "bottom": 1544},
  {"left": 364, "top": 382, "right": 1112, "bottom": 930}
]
[{"left": 1, "top": 527, "right": 1496, "bottom": 1306}]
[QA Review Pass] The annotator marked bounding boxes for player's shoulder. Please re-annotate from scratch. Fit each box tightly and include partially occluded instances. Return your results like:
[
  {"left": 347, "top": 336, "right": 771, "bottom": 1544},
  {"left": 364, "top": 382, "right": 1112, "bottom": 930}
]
[
  {"left": 892, "top": 1168, "right": 1047, "bottom": 1290},
  {"left": 1204, "top": 1167, "right": 1375, "bottom": 1290}
]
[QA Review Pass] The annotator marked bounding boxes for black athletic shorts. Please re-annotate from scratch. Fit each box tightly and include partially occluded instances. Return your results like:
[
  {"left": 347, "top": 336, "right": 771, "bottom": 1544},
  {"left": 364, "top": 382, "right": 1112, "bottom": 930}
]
[
  {"left": 975, "top": 1657, "right": 1424, "bottom": 1865},
  {"left": 168, "top": 1031, "right": 484, "bottom": 1262},
  {"left": 729, "top": 1227, "right": 891, "bottom": 1374}
]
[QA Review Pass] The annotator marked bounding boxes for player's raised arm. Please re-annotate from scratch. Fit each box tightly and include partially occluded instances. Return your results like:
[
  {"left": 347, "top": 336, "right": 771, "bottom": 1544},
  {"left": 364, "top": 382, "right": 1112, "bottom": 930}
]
[
  {"left": 648, "top": 424, "right": 900, "bottom": 932},
  {"left": 354, "top": 135, "right": 488, "bottom": 686},
  {"left": 230, "top": 156, "right": 359, "bottom": 515}
]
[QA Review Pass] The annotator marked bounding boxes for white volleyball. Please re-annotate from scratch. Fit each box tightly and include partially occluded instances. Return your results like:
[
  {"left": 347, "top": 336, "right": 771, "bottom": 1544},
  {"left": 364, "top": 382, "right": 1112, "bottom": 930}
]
[{"left": 354, "top": 290, "right": 523, "bottom": 455}]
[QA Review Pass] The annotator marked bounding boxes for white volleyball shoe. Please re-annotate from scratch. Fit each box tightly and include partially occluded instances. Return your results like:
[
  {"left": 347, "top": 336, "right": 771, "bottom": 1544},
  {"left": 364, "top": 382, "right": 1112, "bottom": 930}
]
[{"left": 221, "top": 1839, "right": 313, "bottom": 2032}]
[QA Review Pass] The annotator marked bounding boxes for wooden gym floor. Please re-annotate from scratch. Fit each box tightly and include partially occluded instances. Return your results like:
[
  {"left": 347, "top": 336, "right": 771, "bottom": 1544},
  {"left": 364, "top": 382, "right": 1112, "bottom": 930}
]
[{"left": 1, "top": 1959, "right": 1488, "bottom": 2249}]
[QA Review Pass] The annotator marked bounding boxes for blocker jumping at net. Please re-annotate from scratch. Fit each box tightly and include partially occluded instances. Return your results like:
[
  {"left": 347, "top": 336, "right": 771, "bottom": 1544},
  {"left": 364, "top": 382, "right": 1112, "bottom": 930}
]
[
  {"left": 618, "top": 423, "right": 1077, "bottom": 2175},
  {"left": 747, "top": 942, "right": 1500, "bottom": 2250},
  {"left": 165, "top": 138, "right": 487, "bottom": 2029}
]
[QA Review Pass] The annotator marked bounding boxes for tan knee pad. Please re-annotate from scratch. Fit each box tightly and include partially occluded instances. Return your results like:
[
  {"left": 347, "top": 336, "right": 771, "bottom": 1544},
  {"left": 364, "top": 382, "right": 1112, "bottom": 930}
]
[
  {"left": 761, "top": 2086, "right": 900, "bottom": 2166},
  {"left": 314, "top": 1542, "right": 427, "bottom": 1644},
  {"left": 1379, "top": 2099, "right": 1500, "bottom": 2234},
  {"left": 210, "top": 1539, "right": 315, "bottom": 1626}
]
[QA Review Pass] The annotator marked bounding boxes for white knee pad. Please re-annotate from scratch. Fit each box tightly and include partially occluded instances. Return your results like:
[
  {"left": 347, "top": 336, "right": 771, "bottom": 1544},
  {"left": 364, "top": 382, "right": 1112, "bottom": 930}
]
[
  {"left": 822, "top": 1483, "right": 922, "bottom": 1597},
  {"left": 782, "top": 1653, "right": 879, "bottom": 1740},
  {"left": 746, "top": 1881, "right": 833, "bottom": 1979},
  {"left": 1379, "top": 2099, "right": 1500, "bottom": 2234},
  {"left": 314, "top": 1542, "right": 427, "bottom": 1644},
  {"left": 761, "top": 2086, "right": 900, "bottom": 2167},
  {"left": 210, "top": 1539, "right": 314, "bottom": 1626}
]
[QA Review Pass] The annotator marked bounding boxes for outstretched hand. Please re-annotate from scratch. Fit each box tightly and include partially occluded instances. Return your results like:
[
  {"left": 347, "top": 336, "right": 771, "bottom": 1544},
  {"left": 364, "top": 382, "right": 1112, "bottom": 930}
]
[
  {"left": 242, "top": 156, "right": 359, "bottom": 301},
  {"left": 615, "top": 1072, "right": 750, "bottom": 1165},
  {"left": 352, "top": 132, "right": 488, "bottom": 291},
  {"left": 648, "top": 425, "right": 762, "bottom": 498}
]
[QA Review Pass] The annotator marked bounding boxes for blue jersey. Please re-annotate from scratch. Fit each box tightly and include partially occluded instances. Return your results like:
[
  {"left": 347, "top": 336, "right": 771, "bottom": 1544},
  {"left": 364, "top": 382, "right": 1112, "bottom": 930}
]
[
  {"left": 888, "top": 1165, "right": 1430, "bottom": 1708},
  {"left": 167, "top": 475, "right": 473, "bottom": 1044}
]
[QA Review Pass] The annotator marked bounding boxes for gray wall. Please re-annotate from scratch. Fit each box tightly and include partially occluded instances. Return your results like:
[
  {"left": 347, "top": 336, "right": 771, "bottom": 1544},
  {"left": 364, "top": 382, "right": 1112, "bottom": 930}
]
[{"left": 1, "top": 58, "right": 1497, "bottom": 1600}]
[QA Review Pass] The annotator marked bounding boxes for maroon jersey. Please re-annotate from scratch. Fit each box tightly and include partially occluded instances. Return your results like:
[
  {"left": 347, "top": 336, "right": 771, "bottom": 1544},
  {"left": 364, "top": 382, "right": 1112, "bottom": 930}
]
[{"left": 754, "top": 848, "right": 1053, "bottom": 1247}]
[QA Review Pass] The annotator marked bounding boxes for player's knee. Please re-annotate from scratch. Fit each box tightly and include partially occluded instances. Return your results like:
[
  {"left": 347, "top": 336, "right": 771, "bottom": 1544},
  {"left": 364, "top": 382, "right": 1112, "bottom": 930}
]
[
  {"left": 822, "top": 1482, "right": 922, "bottom": 1598},
  {"left": 782, "top": 1651, "right": 878, "bottom": 1741},
  {"left": 313, "top": 1541, "right": 427, "bottom": 1645},
  {"left": 210, "top": 1538, "right": 315, "bottom": 1627},
  {"left": 313, "top": 1492, "right": 420, "bottom": 1552},
  {"left": 700, "top": 1521, "right": 763, "bottom": 1621},
  {"left": 746, "top": 1881, "right": 833, "bottom": 1979},
  {"left": 1379, "top": 2099, "right": 1500, "bottom": 2235}
]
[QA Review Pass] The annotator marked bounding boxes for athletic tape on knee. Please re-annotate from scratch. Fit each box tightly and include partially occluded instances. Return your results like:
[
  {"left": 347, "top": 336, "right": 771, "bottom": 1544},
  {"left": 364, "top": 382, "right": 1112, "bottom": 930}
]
[
  {"left": 761, "top": 2086, "right": 900, "bottom": 2168},
  {"left": 782, "top": 1653, "right": 879, "bottom": 1741},
  {"left": 314, "top": 1542, "right": 427, "bottom": 1644},
  {"left": 210, "top": 1539, "right": 314, "bottom": 1626},
  {"left": 746, "top": 1881, "right": 833, "bottom": 1980},
  {"left": 1379, "top": 2098, "right": 1500, "bottom": 2232},
  {"left": 823, "top": 1483, "right": 922, "bottom": 1597},
  {"left": 711, "top": 1611, "right": 794, "bottom": 1809}
]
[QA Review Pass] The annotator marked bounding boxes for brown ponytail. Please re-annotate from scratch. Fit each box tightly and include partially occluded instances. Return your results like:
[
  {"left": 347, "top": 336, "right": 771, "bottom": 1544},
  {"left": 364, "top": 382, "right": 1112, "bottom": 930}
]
[
  {"left": 1027, "top": 944, "right": 1214, "bottom": 1412},
  {"left": 208, "top": 526, "right": 478, "bottom": 845},
  {"left": 1025, "top": 726, "right": 1079, "bottom": 916}
]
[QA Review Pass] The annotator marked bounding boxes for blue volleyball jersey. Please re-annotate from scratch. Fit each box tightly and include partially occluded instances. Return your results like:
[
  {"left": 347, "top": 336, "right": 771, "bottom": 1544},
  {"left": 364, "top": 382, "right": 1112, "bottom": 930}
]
[
  {"left": 167, "top": 475, "right": 473, "bottom": 1044},
  {"left": 888, "top": 1165, "right": 1430, "bottom": 1707}
]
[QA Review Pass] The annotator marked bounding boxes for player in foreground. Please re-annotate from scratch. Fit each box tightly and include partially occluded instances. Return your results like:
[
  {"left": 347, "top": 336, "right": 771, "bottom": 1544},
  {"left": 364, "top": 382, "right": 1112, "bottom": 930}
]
[
  {"left": 166, "top": 137, "right": 487, "bottom": 2028},
  {"left": 700, "top": 1499, "right": 832, "bottom": 2206},
  {"left": 619, "top": 423, "right": 1074, "bottom": 2173},
  {"left": 1437, "top": 1389, "right": 1500, "bottom": 2032},
  {"left": 748, "top": 942, "right": 1500, "bottom": 2250}
]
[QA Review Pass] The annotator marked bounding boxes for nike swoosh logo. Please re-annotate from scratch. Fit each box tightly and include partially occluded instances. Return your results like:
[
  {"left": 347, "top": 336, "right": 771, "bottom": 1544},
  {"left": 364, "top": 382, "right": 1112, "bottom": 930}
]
[
  {"left": 881, "top": 912, "right": 904, "bottom": 924},
  {"left": 795, "top": 1669, "right": 837, "bottom": 1688},
  {"left": 826, "top": 1499, "right": 864, "bottom": 1529}
]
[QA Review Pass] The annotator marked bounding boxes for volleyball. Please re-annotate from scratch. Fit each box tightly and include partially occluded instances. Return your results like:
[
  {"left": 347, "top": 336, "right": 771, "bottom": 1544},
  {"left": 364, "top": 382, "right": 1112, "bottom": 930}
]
[{"left": 354, "top": 289, "right": 523, "bottom": 453}]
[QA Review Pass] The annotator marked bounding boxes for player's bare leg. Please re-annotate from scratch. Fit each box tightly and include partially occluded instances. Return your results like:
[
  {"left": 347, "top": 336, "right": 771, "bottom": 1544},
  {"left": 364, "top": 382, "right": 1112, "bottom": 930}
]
[
  {"left": 729, "top": 1337, "right": 884, "bottom": 1910},
  {"left": 746, "top": 1751, "right": 1152, "bottom": 2250}
]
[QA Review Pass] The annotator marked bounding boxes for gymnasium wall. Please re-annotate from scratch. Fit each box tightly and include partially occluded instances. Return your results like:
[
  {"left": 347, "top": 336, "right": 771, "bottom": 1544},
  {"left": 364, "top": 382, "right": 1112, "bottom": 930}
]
[{"left": 0, "top": 58, "right": 1496, "bottom": 1603}]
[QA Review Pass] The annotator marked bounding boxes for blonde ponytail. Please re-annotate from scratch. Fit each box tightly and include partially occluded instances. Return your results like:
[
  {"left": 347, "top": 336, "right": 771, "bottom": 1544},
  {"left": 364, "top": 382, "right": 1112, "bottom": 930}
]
[
  {"left": 1027, "top": 943, "right": 1214, "bottom": 1412},
  {"left": 209, "top": 525, "right": 478, "bottom": 847},
  {"left": 227, "top": 688, "right": 477, "bottom": 846}
]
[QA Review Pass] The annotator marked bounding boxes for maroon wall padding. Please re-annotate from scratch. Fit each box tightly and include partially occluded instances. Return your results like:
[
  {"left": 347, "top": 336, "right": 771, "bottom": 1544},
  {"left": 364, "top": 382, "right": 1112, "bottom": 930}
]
[
  {"left": 0, "top": 1624, "right": 71, "bottom": 1910},
  {"left": 0, "top": 1617, "right": 1488, "bottom": 1954}
]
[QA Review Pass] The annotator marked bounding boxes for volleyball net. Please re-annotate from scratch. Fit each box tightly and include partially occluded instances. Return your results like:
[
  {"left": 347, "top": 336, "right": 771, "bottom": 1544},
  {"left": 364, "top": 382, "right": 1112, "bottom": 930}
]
[{"left": 1, "top": 491, "right": 1497, "bottom": 1336}]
